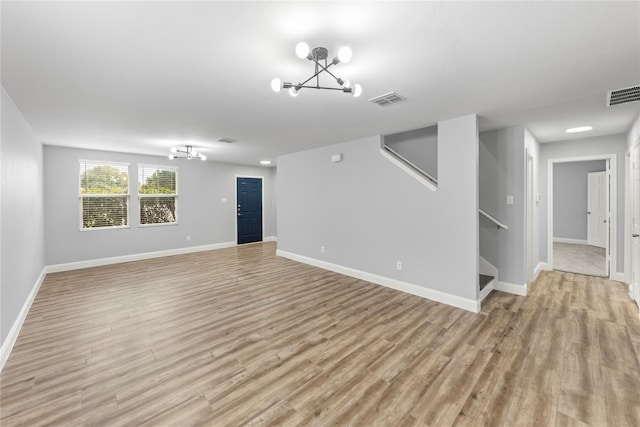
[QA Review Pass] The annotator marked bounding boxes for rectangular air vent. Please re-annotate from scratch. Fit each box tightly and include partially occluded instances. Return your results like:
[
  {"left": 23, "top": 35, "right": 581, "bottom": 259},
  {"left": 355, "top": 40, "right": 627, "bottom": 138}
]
[
  {"left": 369, "top": 91, "right": 405, "bottom": 107},
  {"left": 607, "top": 85, "right": 640, "bottom": 106},
  {"left": 216, "top": 137, "right": 237, "bottom": 143}
]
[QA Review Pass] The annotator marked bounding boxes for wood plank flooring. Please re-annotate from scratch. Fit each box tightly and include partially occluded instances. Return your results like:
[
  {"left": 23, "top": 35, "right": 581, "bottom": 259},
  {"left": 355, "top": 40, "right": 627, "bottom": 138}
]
[{"left": 1, "top": 242, "right": 639, "bottom": 426}]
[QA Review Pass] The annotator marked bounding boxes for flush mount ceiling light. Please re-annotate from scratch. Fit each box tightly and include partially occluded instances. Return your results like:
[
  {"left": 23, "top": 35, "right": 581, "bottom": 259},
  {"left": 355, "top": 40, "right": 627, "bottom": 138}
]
[
  {"left": 271, "top": 42, "right": 362, "bottom": 97},
  {"left": 566, "top": 126, "right": 593, "bottom": 133},
  {"left": 260, "top": 160, "right": 272, "bottom": 165},
  {"left": 169, "top": 145, "right": 206, "bottom": 161}
]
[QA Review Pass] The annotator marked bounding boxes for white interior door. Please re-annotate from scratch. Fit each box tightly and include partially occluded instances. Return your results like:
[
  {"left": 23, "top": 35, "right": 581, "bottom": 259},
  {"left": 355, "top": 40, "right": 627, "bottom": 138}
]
[
  {"left": 587, "top": 171, "right": 607, "bottom": 248},
  {"left": 631, "top": 144, "right": 640, "bottom": 306}
]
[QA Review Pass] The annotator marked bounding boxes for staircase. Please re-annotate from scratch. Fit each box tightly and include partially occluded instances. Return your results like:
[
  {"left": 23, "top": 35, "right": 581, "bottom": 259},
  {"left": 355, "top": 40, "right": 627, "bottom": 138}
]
[{"left": 479, "top": 274, "right": 494, "bottom": 291}]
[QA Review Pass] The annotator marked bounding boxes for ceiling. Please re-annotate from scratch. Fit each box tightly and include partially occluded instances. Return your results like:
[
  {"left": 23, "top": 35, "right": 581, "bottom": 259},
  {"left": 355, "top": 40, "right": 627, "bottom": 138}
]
[{"left": 2, "top": 1, "right": 639, "bottom": 166}]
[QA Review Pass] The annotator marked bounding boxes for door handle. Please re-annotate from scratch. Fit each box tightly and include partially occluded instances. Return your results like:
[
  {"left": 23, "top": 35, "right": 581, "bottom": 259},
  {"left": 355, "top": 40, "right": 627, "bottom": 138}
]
[
  {"left": 633, "top": 234, "right": 640, "bottom": 237},
  {"left": 587, "top": 211, "right": 591, "bottom": 214}
]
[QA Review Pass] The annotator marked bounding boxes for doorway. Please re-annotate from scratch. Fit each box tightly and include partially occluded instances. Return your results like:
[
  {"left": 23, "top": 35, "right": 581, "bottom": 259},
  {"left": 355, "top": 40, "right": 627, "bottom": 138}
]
[
  {"left": 547, "top": 155, "right": 617, "bottom": 278},
  {"left": 236, "top": 177, "right": 263, "bottom": 244}
]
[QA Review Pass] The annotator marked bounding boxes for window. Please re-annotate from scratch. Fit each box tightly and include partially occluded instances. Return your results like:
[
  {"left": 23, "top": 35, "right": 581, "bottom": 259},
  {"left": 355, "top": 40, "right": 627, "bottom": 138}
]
[
  {"left": 138, "top": 164, "right": 178, "bottom": 225},
  {"left": 79, "top": 160, "right": 129, "bottom": 229}
]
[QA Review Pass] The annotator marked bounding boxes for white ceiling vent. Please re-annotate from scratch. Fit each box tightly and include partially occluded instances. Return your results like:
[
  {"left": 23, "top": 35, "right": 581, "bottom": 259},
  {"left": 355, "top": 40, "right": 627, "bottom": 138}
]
[
  {"left": 606, "top": 85, "right": 640, "bottom": 106},
  {"left": 216, "top": 137, "right": 237, "bottom": 143},
  {"left": 368, "top": 91, "right": 405, "bottom": 107}
]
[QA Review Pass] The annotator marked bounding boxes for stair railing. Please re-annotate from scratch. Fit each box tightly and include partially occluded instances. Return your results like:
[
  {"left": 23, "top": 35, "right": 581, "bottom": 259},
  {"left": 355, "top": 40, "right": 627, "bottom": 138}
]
[{"left": 479, "top": 209, "right": 508, "bottom": 230}]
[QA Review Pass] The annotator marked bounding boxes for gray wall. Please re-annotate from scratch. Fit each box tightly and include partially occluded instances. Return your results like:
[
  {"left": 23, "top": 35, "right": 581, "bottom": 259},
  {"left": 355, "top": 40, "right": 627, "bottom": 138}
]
[
  {"left": 44, "top": 146, "right": 277, "bottom": 265},
  {"left": 553, "top": 160, "right": 606, "bottom": 241},
  {"left": 1, "top": 87, "right": 46, "bottom": 346},
  {"left": 384, "top": 125, "right": 438, "bottom": 179},
  {"left": 277, "top": 114, "right": 479, "bottom": 301},
  {"left": 539, "top": 134, "right": 627, "bottom": 273},
  {"left": 479, "top": 127, "right": 526, "bottom": 285}
]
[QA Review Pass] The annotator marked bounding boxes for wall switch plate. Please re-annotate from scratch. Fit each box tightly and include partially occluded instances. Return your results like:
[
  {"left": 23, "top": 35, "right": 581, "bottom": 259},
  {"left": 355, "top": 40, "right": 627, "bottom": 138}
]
[
  {"left": 396, "top": 261, "right": 402, "bottom": 271},
  {"left": 321, "top": 246, "right": 325, "bottom": 254},
  {"left": 221, "top": 197, "right": 228, "bottom": 203},
  {"left": 506, "top": 195, "right": 514, "bottom": 205},
  {"left": 186, "top": 235, "right": 191, "bottom": 241}
]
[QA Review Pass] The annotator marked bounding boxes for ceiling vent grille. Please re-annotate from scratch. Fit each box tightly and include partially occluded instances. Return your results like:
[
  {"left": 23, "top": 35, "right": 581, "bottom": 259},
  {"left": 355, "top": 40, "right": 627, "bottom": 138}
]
[
  {"left": 607, "top": 85, "right": 640, "bottom": 106},
  {"left": 369, "top": 91, "right": 405, "bottom": 107},
  {"left": 216, "top": 137, "right": 237, "bottom": 144}
]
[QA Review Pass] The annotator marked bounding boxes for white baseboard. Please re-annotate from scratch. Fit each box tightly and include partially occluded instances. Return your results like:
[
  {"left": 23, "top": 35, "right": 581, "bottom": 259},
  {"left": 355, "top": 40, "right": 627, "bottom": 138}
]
[
  {"left": 553, "top": 237, "right": 588, "bottom": 245},
  {"left": 264, "top": 236, "right": 278, "bottom": 242},
  {"left": 276, "top": 249, "right": 480, "bottom": 313},
  {"left": 46, "top": 241, "right": 237, "bottom": 273},
  {"left": 533, "top": 262, "right": 549, "bottom": 280},
  {"left": 495, "top": 281, "right": 527, "bottom": 296},
  {"left": 1, "top": 268, "right": 47, "bottom": 371},
  {"left": 611, "top": 272, "right": 627, "bottom": 283}
]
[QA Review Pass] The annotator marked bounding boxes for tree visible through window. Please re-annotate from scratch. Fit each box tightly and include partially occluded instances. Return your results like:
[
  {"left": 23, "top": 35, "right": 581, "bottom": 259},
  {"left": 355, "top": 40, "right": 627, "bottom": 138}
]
[
  {"left": 79, "top": 161, "right": 129, "bottom": 229},
  {"left": 138, "top": 165, "right": 177, "bottom": 225}
]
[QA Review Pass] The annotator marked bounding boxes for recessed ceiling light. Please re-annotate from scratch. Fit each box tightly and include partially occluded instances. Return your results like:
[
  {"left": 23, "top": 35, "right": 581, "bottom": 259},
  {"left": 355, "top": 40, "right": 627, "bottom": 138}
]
[
  {"left": 566, "top": 126, "right": 593, "bottom": 133},
  {"left": 260, "top": 160, "right": 272, "bottom": 165}
]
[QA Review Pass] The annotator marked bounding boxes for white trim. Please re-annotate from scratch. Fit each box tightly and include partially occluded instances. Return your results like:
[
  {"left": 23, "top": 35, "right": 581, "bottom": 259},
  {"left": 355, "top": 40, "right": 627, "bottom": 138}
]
[
  {"left": 553, "top": 237, "right": 588, "bottom": 245},
  {"left": 479, "top": 256, "right": 498, "bottom": 277},
  {"left": 264, "top": 236, "right": 278, "bottom": 242},
  {"left": 1, "top": 268, "right": 47, "bottom": 371},
  {"left": 534, "top": 262, "right": 550, "bottom": 280},
  {"left": 494, "top": 281, "right": 528, "bottom": 296},
  {"left": 235, "top": 175, "right": 265, "bottom": 244},
  {"left": 277, "top": 249, "right": 480, "bottom": 313},
  {"left": 479, "top": 279, "right": 495, "bottom": 302},
  {"left": 611, "top": 272, "right": 627, "bottom": 283},
  {"left": 379, "top": 148, "right": 438, "bottom": 192},
  {"left": 46, "top": 242, "right": 236, "bottom": 273},
  {"left": 547, "top": 154, "right": 617, "bottom": 279}
]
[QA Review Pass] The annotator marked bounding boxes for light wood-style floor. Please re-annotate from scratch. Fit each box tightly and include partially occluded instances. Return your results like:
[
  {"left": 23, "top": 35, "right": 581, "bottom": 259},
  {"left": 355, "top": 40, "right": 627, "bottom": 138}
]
[{"left": 1, "top": 242, "right": 639, "bottom": 426}]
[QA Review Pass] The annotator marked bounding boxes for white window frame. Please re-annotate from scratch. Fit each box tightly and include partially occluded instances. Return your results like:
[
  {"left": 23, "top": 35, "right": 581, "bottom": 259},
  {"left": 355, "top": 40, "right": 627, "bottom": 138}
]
[
  {"left": 138, "top": 163, "right": 179, "bottom": 227},
  {"left": 79, "top": 160, "right": 130, "bottom": 231}
]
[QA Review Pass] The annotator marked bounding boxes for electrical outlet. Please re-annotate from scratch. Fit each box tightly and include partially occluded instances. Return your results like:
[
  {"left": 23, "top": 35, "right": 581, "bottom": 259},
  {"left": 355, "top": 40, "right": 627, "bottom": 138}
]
[
  {"left": 186, "top": 235, "right": 191, "bottom": 241},
  {"left": 396, "top": 261, "right": 402, "bottom": 271},
  {"left": 321, "top": 246, "right": 325, "bottom": 254}
]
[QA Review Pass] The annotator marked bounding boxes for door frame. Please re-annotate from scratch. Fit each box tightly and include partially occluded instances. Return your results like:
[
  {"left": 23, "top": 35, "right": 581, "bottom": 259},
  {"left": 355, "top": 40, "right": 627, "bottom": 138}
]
[
  {"left": 234, "top": 175, "right": 265, "bottom": 245},
  {"left": 626, "top": 139, "right": 640, "bottom": 306},
  {"left": 547, "top": 154, "right": 617, "bottom": 278},
  {"left": 526, "top": 150, "right": 535, "bottom": 283}
]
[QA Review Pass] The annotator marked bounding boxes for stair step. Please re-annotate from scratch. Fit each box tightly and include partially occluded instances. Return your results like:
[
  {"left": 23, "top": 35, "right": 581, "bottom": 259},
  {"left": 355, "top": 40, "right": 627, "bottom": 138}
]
[{"left": 479, "top": 274, "right": 495, "bottom": 291}]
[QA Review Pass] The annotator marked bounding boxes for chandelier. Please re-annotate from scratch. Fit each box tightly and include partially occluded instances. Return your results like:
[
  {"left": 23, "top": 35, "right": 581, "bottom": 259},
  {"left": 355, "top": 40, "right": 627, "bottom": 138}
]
[
  {"left": 169, "top": 145, "right": 206, "bottom": 161},
  {"left": 271, "top": 42, "right": 362, "bottom": 97}
]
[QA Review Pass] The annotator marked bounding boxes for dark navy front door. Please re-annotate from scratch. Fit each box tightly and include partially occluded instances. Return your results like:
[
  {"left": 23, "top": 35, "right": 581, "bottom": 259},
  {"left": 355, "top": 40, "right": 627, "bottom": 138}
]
[{"left": 237, "top": 177, "right": 262, "bottom": 244}]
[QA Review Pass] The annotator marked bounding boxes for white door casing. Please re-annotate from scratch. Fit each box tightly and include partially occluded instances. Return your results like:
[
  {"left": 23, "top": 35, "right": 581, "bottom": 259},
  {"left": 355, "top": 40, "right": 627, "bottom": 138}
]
[
  {"left": 631, "top": 143, "right": 640, "bottom": 307},
  {"left": 547, "top": 154, "right": 616, "bottom": 279}
]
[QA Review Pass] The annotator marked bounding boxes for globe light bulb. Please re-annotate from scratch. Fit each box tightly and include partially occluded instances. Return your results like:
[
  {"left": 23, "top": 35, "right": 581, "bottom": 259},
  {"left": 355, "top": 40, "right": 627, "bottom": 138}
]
[
  {"left": 295, "top": 42, "right": 310, "bottom": 59},
  {"left": 352, "top": 84, "right": 362, "bottom": 98},
  {"left": 338, "top": 46, "right": 352, "bottom": 63},
  {"left": 289, "top": 87, "right": 300, "bottom": 97},
  {"left": 170, "top": 147, "right": 178, "bottom": 153},
  {"left": 169, "top": 154, "right": 175, "bottom": 160},
  {"left": 200, "top": 154, "right": 207, "bottom": 161},
  {"left": 271, "top": 78, "right": 282, "bottom": 92}
]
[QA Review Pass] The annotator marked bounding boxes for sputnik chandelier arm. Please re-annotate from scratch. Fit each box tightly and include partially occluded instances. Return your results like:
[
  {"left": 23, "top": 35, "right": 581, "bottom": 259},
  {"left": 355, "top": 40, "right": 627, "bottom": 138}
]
[
  {"left": 169, "top": 145, "right": 206, "bottom": 161},
  {"left": 271, "top": 42, "right": 362, "bottom": 97}
]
